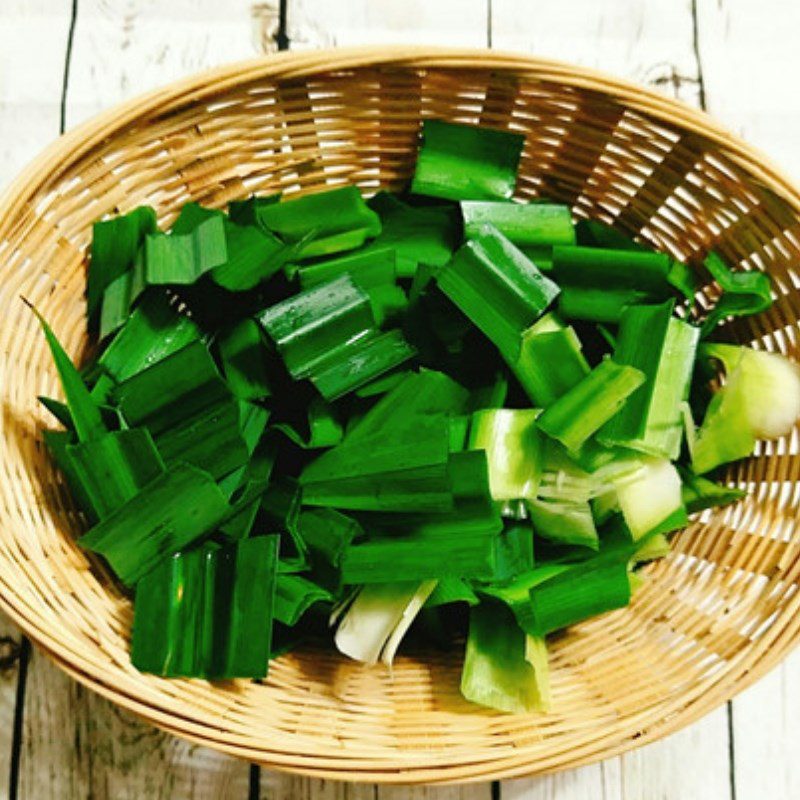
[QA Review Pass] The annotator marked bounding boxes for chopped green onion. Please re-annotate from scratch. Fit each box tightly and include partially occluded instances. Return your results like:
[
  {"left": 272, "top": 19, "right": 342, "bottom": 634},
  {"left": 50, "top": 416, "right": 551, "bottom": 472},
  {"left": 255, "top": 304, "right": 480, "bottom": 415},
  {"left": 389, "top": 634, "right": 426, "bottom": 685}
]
[
  {"left": 509, "top": 314, "right": 590, "bottom": 406},
  {"left": 335, "top": 580, "right": 437, "bottom": 665},
  {"left": 412, "top": 119, "right": 525, "bottom": 201},
  {"left": 460, "top": 601, "right": 549, "bottom": 713},
  {"left": 599, "top": 301, "right": 699, "bottom": 460},
  {"left": 257, "top": 186, "right": 381, "bottom": 259},
  {"left": 536, "top": 359, "right": 645, "bottom": 452},
  {"left": 613, "top": 458, "right": 685, "bottom": 539},
  {"left": 80, "top": 461, "right": 230, "bottom": 585},
  {"left": 468, "top": 409, "right": 544, "bottom": 501},
  {"left": 87, "top": 206, "right": 157, "bottom": 326},
  {"left": 700, "top": 251, "right": 772, "bottom": 336},
  {"left": 438, "top": 225, "right": 560, "bottom": 360},
  {"left": 461, "top": 202, "right": 575, "bottom": 247},
  {"left": 528, "top": 498, "right": 599, "bottom": 549},
  {"left": 132, "top": 535, "right": 278, "bottom": 678}
]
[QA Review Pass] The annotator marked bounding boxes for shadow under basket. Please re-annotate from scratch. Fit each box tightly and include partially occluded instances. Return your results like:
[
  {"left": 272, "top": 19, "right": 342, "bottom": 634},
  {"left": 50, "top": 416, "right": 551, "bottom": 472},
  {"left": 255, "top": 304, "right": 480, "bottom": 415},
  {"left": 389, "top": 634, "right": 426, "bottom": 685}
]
[{"left": 1, "top": 47, "right": 799, "bottom": 784}]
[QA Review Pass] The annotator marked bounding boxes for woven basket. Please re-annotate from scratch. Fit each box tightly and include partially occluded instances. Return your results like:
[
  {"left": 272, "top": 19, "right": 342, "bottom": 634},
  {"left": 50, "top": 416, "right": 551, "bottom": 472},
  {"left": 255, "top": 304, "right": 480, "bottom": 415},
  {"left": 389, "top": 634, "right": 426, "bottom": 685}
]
[{"left": 1, "top": 47, "right": 799, "bottom": 785}]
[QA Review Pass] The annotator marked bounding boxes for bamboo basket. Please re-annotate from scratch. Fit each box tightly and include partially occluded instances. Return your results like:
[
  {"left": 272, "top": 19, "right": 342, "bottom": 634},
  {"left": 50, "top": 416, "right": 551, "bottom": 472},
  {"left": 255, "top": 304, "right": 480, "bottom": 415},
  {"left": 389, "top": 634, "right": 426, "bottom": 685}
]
[{"left": 1, "top": 47, "right": 799, "bottom": 785}]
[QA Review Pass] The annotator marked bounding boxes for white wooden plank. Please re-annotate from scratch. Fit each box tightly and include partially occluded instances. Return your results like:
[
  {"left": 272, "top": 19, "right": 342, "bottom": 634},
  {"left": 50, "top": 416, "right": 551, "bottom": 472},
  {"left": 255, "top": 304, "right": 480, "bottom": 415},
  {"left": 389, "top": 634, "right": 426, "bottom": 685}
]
[
  {"left": 697, "top": 0, "right": 800, "bottom": 182},
  {"left": 618, "top": 706, "right": 731, "bottom": 800},
  {"left": 729, "top": 652, "right": 800, "bottom": 800},
  {"left": 0, "top": 1, "right": 72, "bottom": 189},
  {"left": 64, "top": 0, "right": 276, "bottom": 129},
  {"left": 502, "top": 761, "right": 621, "bottom": 800},
  {"left": 288, "top": 0, "right": 489, "bottom": 49},
  {"left": 17, "top": 651, "right": 249, "bottom": 800},
  {"left": 491, "top": 0, "right": 701, "bottom": 105}
]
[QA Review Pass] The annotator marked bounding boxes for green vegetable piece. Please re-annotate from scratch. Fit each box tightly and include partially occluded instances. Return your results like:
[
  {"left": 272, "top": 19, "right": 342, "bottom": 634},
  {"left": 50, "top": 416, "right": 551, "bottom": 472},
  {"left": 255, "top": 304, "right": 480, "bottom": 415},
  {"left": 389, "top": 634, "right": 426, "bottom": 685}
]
[
  {"left": 335, "top": 580, "right": 437, "bottom": 665},
  {"left": 701, "top": 251, "right": 772, "bottom": 336},
  {"left": 558, "top": 286, "right": 653, "bottom": 324},
  {"left": 203, "top": 536, "right": 279, "bottom": 678},
  {"left": 64, "top": 429, "right": 165, "bottom": 521},
  {"left": 461, "top": 601, "right": 549, "bottom": 713},
  {"left": 613, "top": 458, "right": 685, "bottom": 539},
  {"left": 218, "top": 319, "right": 271, "bottom": 401},
  {"left": 132, "top": 536, "right": 278, "bottom": 679},
  {"left": 261, "top": 478, "right": 307, "bottom": 573},
  {"left": 667, "top": 259, "right": 699, "bottom": 301},
  {"left": 599, "top": 301, "right": 699, "bottom": 460},
  {"left": 297, "top": 246, "right": 398, "bottom": 291},
  {"left": 425, "top": 576, "right": 479, "bottom": 608},
  {"left": 273, "top": 396, "right": 343, "bottom": 450},
  {"left": 80, "top": 462, "right": 230, "bottom": 585},
  {"left": 228, "top": 193, "right": 281, "bottom": 226},
  {"left": 98, "top": 292, "right": 201, "bottom": 383},
  {"left": 679, "top": 468, "right": 746, "bottom": 514},
  {"left": 461, "top": 202, "right": 575, "bottom": 247},
  {"left": 492, "top": 523, "right": 535, "bottom": 584},
  {"left": 274, "top": 574, "right": 333, "bottom": 626},
  {"left": 575, "top": 219, "right": 646, "bottom": 250},
  {"left": 257, "top": 186, "right": 381, "bottom": 260},
  {"left": 509, "top": 315, "right": 590, "bottom": 407},
  {"left": 347, "top": 369, "right": 469, "bottom": 443},
  {"left": 259, "top": 274, "right": 375, "bottom": 379},
  {"left": 98, "top": 258, "right": 148, "bottom": 340},
  {"left": 298, "top": 507, "right": 362, "bottom": 591},
  {"left": 438, "top": 225, "right": 560, "bottom": 360},
  {"left": 112, "top": 341, "right": 230, "bottom": 433},
  {"left": 30, "top": 304, "right": 106, "bottom": 443},
  {"left": 309, "top": 329, "right": 416, "bottom": 401},
  {"left": 468, "top": 409, "right": 544, "bottom": 501},
  {"left": 211, "top": 218, "right": 289, "bottom": 291},
  {"left": 528, "top": 498, "right": 599, "bottom": 549},
  {"left": 551, "top": 245, "right": 672, "bottom": 294},
  {"left": 87, "top": 206, "right": 157, "bottom": 325},
  {"left": 692, "top": 344, "right": 800, "bottom": 473},
  {"left": 369, "top": 192, "right": 460, "bottom": 274},
  {"left": 525, "top": 557, "right": 631, "bottom": 636},
  {"left": 301, "top": 414, "right": 454, "bottom": 512},
  {"left": 411, "top": 119, "right": 525, "bottom": 201},
  {"left": 536, "top": 359, "right": 645, "bottom": 452},
  {"left": 145, "top": 216, "right": 228, "bottom": 285},
  {"left": 154, "top": 396, "right": 249, "bottom": 480},
  {"left": 340, "top": 530, "right": 497, "bottom": 584}
]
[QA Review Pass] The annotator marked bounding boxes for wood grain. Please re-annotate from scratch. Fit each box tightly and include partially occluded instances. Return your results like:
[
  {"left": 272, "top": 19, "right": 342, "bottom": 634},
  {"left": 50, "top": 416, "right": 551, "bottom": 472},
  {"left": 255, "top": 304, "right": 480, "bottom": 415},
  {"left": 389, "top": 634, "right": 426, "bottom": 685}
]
[
  {"left": 697, "top": 0, "right": 800, "bottom": 182},
  {"left": 17, "top": 652, "right": 249, "bottom": 799},
  {"left": 0, "top": 619, "right": 21, "bottom": 800},
  {"left": 490, "top": 0, "right": 701, "bottom": 105}
]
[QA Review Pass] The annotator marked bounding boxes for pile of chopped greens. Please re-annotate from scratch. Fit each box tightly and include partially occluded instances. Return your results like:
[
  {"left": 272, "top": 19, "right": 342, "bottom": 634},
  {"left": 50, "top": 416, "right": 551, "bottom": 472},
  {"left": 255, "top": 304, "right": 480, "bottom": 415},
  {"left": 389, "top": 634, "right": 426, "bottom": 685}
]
[{"left": 35, "top": 119, "right": 800, "bottom": 713}]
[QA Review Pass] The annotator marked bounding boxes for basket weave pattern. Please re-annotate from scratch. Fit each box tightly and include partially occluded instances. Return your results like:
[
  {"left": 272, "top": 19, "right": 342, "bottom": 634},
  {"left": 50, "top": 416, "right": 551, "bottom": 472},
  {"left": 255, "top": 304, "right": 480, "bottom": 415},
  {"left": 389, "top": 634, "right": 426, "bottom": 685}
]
[{"left": 1, "top": 48, "right": 799, "bottom": 784}]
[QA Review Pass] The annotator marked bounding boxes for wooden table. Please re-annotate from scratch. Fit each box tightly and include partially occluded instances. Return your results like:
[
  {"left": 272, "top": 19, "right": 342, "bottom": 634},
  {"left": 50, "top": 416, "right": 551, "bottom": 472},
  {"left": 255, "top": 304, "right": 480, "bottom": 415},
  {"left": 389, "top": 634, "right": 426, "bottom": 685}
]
[{"left": 1, "top": 1, "right": 799, "bottom": 798}]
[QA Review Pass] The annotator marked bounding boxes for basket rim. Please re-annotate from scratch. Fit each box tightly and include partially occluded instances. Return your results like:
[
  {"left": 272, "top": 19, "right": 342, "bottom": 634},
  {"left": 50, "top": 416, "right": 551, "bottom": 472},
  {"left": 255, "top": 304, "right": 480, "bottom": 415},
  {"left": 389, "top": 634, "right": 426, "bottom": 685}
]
[{"left": 3, "top": 45, "right": 800, "bottom": 784}]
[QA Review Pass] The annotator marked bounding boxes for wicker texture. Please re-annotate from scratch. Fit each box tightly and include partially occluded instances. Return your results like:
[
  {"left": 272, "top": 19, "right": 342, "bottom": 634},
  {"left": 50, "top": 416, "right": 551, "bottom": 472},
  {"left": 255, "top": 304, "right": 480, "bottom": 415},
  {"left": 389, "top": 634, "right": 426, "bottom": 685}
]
[{"left": 1, "top": 47, "right": 799, "bottom": 784}]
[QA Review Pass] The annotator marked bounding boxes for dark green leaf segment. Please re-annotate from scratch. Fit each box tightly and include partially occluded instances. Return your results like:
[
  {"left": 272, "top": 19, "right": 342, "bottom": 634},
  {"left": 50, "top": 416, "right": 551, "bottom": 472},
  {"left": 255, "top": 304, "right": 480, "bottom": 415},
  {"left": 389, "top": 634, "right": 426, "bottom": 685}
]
[{"left": 34, "top": 119, "right": 783, "bottom": 707}]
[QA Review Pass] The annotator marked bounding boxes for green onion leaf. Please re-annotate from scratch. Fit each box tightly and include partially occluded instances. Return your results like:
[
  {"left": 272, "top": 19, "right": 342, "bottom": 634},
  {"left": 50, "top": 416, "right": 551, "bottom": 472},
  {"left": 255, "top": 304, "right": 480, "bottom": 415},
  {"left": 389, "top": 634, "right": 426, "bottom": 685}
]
[
  {"left": 80, "top": 461, "right": 230, "bottom": 585},
  {"left": 461, "top": 202, "right": 575, "bottom": 247},
  {"left": 87, "top": 206, "right": 157, "bottom": 326},
  {"left": 460, "top": 601, "right": 549, "bottom": 713},
  {"left": 536, "top": 359, "right": 645, "bottom": 452},
  {"left": 701, "top": 251, "right": 773, "bottom": 337},
  {"left": 438, "top": 225, "right": 560, "bottom": 360},
  {"left": 30, "top": 304, "right": 106, "bottom": 443},
  {"left": 599, "top": 301, "right": 699, "bottom": 460},
  {"left": 411, "top": 119, "right": 525, "bottom": 201},
  {"left": 257, "top": 186, "right": 381, "bottom": 260},
  {"left": 468, "top": 409, "right": 544, "bottom": 501}
]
